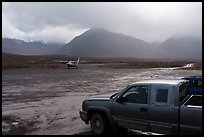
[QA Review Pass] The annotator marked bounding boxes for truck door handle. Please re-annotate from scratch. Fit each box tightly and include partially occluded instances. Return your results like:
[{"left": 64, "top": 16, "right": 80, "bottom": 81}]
[{"left": 140, "top": 107, "right": 148, "bottom": 112}]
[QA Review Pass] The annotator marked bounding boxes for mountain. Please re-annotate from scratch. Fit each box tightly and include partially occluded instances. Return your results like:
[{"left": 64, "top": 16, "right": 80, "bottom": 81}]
[
  {"left": 57, "top": 28, "right": 202, "bottom": 60},
  {"left": 56, "top": 28, "right": 153, "bottom": 58},
  {"left": 3, "top": 29, "right": 202, "bottom": 60},
  {"left": 155, "top": 36, "right": 202, "bottom": 60},
  {"left": 2, "top": 38, "right": 63, "bottom": 55}
]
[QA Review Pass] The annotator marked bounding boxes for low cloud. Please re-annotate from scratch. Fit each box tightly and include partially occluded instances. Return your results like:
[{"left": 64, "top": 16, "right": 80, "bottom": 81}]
[{"left": 2, "top": 2, "right": 202, "bottom": 43}]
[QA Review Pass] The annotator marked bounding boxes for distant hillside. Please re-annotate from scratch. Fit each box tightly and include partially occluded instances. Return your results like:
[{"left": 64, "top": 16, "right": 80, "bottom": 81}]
[
  {"left": 155, "top": 36, "right": 202, "bottom": 60},
  {"left": 56, "top": 28, "right": 154, "bottom": 58},
  {"left": 56, "top": 28, "right": 202, "bottom": 60},
  {"left": 2, "top": 28, "right": 202, "bottom": 60},
  {"left": 2, "top": 38, "right": 63, "bottom": 55}
]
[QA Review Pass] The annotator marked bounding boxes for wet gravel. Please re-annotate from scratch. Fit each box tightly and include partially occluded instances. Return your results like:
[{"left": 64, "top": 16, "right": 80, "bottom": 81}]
[{"left": 2, "top": 64, "right": 202, "bottom": 135}]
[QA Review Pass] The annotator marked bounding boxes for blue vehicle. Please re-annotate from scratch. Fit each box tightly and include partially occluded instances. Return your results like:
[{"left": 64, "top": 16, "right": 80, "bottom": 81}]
[{"left": 182, "top": 76, "right": 202, "bottom": 95}]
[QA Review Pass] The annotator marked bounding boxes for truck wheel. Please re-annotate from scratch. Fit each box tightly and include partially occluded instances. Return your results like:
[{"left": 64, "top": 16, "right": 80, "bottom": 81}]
[{"left": 90, "top": 113, "right": 108, "bottom": 134}]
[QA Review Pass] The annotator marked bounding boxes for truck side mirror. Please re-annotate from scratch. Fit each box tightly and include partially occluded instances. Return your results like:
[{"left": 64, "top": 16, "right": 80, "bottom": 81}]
[{"left": 116, "top": 97, "right": 127, "bottom": 103}]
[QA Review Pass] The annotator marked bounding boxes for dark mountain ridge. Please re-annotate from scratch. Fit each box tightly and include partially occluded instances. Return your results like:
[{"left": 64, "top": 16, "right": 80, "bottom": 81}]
[
  {"left": 2, "top": 28, "right": 202, "bottom": 60},
  {"left": 57, "top": 28, "right": 154, "bottom": 58}
]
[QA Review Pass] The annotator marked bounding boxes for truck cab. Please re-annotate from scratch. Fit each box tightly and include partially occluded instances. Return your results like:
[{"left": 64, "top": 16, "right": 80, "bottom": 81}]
[{"left": 80, "top": 79, "right": 202, "bottom": 135}]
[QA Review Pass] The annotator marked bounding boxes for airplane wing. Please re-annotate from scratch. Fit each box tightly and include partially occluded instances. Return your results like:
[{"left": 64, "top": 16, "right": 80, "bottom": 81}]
[{"left": 57, "top": 60, "right": 68, "bottom": 64}]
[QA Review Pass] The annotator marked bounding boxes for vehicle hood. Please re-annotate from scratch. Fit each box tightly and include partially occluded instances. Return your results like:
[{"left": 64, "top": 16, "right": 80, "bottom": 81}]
[{"left": 85, "top": 92, "right": 118, "bottom": 101}]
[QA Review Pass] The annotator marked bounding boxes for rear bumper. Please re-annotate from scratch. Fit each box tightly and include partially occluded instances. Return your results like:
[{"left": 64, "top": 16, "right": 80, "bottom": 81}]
[{"left": 79, "top": 110, "right": 89, "bottom": 124}]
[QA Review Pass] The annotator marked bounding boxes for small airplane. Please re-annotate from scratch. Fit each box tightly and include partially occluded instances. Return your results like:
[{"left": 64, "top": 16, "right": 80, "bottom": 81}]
[{"left": 66, "top": 57, "right": 80, "bottom": 69}]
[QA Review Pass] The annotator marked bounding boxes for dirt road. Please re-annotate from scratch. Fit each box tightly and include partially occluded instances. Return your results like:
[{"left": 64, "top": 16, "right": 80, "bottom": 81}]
[{"left": 2, "top": 64, "right": 202, "bottom": 135}]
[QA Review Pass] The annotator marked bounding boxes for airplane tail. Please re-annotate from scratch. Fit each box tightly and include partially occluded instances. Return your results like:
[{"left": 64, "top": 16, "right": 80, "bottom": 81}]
[{"left": 76, "top": 57, "right": 80, "bottom": 64}]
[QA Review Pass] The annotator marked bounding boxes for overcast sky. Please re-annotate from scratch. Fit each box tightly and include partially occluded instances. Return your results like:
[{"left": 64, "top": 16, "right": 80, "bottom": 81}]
[{"left": 2, "top": 2, "right": 202, "bottom": 44}]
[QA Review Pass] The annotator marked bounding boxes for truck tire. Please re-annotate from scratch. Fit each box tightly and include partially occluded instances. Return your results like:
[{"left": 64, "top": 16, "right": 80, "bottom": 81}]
[{"left": 90, "top": 113, "right": 108, "bottom": 134}]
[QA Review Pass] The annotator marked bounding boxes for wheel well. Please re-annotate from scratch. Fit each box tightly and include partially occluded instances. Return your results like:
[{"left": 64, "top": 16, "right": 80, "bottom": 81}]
[{"left": 87, "top": 110, "right": 110, "bottom": 126}]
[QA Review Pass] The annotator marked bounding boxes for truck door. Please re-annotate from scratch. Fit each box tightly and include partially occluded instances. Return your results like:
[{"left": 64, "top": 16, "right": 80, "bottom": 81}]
[
  {"left": 179, "top": 95, "right": 202, "bottom": 135},
  {"left": 149, "top": 84, "right": 176, "bottom": 134},
  {"left": 112, "top": 85, "right": 149, "bottom": 132}
]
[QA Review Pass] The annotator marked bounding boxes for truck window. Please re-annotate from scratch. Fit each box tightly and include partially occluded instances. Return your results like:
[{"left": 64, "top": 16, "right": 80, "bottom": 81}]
[
  {"left": 122, "top": 85, "right": 148, "bottom": 104},
  {"left": 197, "top": 80, "right": 202, "bottom": 87},
  {"left": 179, "top": 82, "right": 188, "bottom": 102},
  {"left": 184, "top": 95, "right": 202, "bottom": 107},
  {"left": 190, "top": 80, "right": 202, "bottom": 87},
  {"left": 155, "top": 89, "right": 168, "bottom": 103}
]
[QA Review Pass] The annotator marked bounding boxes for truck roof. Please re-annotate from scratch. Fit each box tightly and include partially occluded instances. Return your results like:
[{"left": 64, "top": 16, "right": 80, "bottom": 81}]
[{"left": 132, "top": 79, "right": 186, "bottom": 86}]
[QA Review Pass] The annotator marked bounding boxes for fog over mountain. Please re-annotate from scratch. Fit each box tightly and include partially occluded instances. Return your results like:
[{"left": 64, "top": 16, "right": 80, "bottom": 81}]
[
  {"left": 56, "top": 28, "right": 202, "bottom": 60},
  {"left": 155, "top": 36, "right": 202, "bottom": 59},
  {"left": 2, "top": 38, "right": 63, "bottom": 55},
  {"left": 2, "top": 28, "right": 202, "bottom": 60},
  {"left": 57, "top": 28, "right": 153, "bottom": 58},
  {"left": 3, "top": 2, "right": 202, "bottom": 44}
]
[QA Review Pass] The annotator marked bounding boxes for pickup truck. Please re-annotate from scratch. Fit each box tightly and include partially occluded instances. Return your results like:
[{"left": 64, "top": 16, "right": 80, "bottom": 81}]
[{"left": 79, "top": 79, "right": 202, "bottom": 135}]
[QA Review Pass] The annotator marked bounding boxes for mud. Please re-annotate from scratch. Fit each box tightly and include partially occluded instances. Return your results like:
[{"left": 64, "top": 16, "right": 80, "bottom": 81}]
[{"left": 2, "top": 64, "right": 202, "bottom": 135}]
